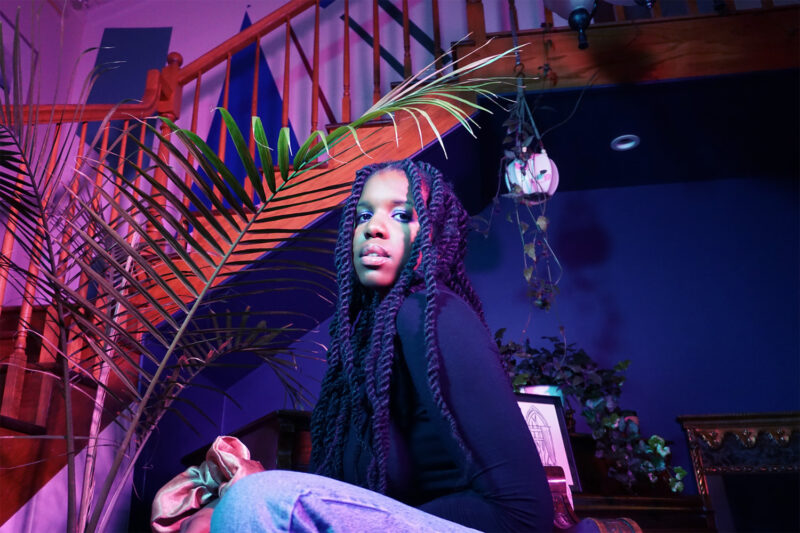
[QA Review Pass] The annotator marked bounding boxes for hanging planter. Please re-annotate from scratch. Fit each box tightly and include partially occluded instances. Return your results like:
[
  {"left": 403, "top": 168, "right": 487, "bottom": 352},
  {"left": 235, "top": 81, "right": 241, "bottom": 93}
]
[
  {"left": 504, "top": 150, "right": 559, "bottom": 204},
  {"left": 479, "top": 6, "right": 563, "bottom": 313}
]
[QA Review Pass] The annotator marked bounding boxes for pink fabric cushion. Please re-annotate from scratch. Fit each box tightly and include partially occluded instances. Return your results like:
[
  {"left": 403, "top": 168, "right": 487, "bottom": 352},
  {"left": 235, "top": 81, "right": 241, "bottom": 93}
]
[{"left": 151, "top": 435, "right": 265, "bottom": 533}]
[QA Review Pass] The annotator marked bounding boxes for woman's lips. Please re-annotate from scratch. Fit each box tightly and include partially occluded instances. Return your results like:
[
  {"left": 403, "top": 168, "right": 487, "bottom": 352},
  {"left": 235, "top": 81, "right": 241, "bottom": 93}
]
[
  {"left": 359, "top": 244, "right": 389, "bottom": 267},
  {"left": 360, "top": 255, "right": 389, "bottom": 267}
]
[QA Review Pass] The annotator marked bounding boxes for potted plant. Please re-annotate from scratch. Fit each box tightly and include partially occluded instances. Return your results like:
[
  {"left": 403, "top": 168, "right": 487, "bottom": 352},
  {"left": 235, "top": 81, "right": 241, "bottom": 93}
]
[{"left": 496, "top": 330, "right": 687, "bottom": 493}]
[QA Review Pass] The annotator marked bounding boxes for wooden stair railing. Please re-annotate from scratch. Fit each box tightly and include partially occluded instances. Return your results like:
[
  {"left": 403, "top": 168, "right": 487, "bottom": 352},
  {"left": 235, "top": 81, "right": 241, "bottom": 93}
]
[
  {"left": 0, "top": 0, "right": 450, "bottom": 434},
  {"left": 0, "top": 66, "right": 166, "bottom": 435}
]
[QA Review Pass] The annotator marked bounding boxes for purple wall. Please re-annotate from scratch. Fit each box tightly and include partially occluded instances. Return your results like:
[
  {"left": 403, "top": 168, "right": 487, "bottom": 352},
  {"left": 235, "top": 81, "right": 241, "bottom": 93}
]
[
  {"left": 466, "top": 176, "right": 799, "bottom": 490},
  {"left": 132, "top": 159, "right": 798, "bottom": 532},
  {"left": 194, "top": 174, "right": 798, "bottom": 499}
]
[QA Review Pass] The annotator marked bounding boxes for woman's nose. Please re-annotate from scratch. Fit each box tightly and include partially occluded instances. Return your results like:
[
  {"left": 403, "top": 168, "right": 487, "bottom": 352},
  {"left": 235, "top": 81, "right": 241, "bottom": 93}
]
[{"left": 364, "top": 215, "right": 386, "bottom": 238}]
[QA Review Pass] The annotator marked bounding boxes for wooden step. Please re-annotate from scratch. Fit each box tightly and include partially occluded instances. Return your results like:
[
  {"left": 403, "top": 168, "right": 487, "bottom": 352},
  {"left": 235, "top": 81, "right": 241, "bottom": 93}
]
[{"left": 0, "top": 356, "right": 135, "bottom": 527}]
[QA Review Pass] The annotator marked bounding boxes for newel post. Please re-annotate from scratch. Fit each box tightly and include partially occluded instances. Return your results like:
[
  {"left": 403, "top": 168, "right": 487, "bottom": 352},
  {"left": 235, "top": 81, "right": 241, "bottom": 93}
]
[{"left": 150, "top": 52, "right": 183, "bottom": 243}]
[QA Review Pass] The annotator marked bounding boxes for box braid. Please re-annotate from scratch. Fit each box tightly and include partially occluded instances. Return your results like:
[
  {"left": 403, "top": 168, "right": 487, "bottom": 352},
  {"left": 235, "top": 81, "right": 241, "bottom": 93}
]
[{"left": 311, "top": 159, "right": 487, "bottom": 494}]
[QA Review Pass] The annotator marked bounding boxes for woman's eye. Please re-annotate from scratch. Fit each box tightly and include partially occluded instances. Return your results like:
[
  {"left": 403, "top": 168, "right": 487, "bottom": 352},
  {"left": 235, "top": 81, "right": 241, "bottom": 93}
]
[
  {"left": 392, "top": 210, "right": 412, "bottom": 223},
  {"left": 356, "top": 211, "right": 372, "bottom": 224}
]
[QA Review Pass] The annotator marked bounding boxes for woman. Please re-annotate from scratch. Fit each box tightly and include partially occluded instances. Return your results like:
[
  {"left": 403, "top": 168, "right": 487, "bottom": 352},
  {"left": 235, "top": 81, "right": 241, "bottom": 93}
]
[{"left": 211, "top": 160, "right": 553, "bottom": 532}]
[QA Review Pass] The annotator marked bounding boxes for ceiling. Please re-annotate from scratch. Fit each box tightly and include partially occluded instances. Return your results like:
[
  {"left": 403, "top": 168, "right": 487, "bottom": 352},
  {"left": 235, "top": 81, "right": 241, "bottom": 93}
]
[{"left": 423, "top": 68, "right": 799, "bottom": 215}]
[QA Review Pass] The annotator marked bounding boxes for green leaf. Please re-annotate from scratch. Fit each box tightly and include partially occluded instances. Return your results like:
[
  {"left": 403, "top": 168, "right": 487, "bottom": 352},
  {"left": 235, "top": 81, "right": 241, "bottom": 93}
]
[
  {"left": 277, "top": 126, "right": 290, "bottom": 183},
  {"left": 524, "top": 242, "right": 536, "bottom": 261},
  {"left": 512, "top": 373, "right": 530, "bottom": 387},
  {"left": 523, "top": 266, "right": 533, "bottom": 282},
  {"left": 217, "top": 107, "right": 265, "bottom": 203},
  {"left": 252, "top": 116, "right": 275, "bottom": 193},
  {"left": 293, "top": 129, "right": 332, "bottom": 170},
  {"left": 179, "top": 127, "right": 255, "bottom": 213},
  {"left": 614, "top": 360, "right": 631, "bottom": 372}
]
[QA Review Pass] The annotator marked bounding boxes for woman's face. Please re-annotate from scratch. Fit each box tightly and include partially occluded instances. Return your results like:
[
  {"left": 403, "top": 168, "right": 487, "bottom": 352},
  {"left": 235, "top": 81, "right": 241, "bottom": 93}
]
[{"left": 352, "top": 169, "right": 421, "bottom": 292}]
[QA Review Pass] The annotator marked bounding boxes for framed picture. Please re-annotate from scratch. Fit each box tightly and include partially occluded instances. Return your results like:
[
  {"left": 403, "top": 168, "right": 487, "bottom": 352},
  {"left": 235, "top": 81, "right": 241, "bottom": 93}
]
[{"left": 515, "top": 393, "right": 582, "bottom": 494}]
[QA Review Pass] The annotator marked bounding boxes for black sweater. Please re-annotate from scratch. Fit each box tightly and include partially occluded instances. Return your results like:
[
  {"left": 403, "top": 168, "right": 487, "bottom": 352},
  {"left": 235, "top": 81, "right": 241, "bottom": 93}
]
[{"left": 341, "top": 288, "right": 553, "bottom": 532}]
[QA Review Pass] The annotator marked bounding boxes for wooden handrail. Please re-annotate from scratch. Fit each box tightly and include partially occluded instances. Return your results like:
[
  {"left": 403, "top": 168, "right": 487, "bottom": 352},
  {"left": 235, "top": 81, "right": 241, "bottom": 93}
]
[
  {"left": 2, "top": 69, "right": 161, "bottom": 124},
  {"left": 176, "top": 0, "right": 317, "bottom": 85}
]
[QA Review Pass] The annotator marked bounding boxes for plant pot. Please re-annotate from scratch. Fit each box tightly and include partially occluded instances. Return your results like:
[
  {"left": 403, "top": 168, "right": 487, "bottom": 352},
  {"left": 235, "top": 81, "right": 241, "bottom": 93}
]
[{"left": 504, "top": 151, "right": 559, "bottom": 204}]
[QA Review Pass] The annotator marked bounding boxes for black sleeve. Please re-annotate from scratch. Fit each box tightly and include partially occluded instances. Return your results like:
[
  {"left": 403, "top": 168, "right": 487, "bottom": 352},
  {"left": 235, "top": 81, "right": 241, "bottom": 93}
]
[{"left": 396, "top": 289, "right": 554, "bottom": 532}]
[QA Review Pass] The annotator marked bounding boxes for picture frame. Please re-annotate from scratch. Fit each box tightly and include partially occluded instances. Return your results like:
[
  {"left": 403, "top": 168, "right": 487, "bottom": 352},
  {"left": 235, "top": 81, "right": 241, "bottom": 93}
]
[{"left": 515, "top": 393, "right": 582, "bottom": 494}]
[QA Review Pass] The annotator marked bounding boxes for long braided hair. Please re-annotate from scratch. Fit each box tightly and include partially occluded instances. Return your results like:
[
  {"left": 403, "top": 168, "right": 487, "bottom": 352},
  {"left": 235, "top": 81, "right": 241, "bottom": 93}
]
[{"left": 310, "top": 159, "right": 486, "bottom": 494}]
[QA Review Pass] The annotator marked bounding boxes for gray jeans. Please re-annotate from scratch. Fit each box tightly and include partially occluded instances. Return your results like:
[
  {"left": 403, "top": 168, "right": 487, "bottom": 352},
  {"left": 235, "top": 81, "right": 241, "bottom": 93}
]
[{"left": 209, "top": 470, "right": 481, "bottom": 533}]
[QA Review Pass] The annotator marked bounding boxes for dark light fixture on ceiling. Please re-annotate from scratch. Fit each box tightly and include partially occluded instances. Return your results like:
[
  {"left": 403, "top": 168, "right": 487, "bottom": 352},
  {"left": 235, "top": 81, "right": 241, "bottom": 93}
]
[
  {"left": 544, "top": 0, "right": 657, "bottom": 49},
  {"left": 544, "top": 0, "right": 598, "bottom": 49}
]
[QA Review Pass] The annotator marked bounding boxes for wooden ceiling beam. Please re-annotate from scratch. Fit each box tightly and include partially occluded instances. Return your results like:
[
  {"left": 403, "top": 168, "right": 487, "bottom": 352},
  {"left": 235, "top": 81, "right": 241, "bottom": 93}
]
[{"left": 453, "top": 6, "right": 799, "bottom": 91}]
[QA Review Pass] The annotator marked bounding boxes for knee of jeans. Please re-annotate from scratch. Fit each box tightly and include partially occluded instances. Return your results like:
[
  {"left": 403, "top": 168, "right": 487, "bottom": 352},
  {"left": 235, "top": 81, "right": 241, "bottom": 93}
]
[
  {"left": 212, "top": 471, "right": 304, "bottom": 529},
  {"left": 222, "top": 470, "right": 302, "bottom": 503},
  {"left": 220, "top": 470, "right": 309, "bottom": 512}
]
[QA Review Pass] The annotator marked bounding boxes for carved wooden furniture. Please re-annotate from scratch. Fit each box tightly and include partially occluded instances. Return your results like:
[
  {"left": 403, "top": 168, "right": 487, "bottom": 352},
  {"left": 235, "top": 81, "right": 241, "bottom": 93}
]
[
  {"left": 677, "top": 411, "right": 800, "bottom": 532},
  {"left": 182, "top": 409, "right": 312, "bottom": 472}
]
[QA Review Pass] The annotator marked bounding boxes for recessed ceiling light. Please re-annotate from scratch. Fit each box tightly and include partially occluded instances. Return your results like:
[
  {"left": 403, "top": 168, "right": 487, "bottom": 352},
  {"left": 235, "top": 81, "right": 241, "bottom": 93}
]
[{"left": 610, "top": 134, "right": 640, "bottom": 151}]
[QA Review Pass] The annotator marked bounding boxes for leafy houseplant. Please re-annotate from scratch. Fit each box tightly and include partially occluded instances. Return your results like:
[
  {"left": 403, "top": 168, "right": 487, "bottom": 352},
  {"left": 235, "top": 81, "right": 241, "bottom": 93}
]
[
  {"left": 0, "top": 11, "right": 518, "bottom": 532},
  {"left": 496, "top": 330, "right": 687, "bottom": 493}
]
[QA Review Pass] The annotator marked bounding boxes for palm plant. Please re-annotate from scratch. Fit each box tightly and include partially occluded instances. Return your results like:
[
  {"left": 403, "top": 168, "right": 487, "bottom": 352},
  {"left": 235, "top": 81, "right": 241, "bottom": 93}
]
[{"left": 0, "top": 13, "right": 517, "bottom": 532}]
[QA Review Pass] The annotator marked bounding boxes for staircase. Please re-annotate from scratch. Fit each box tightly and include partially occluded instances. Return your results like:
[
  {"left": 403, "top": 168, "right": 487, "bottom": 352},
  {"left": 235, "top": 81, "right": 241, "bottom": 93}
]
[
  {"left": 0, "top": 0, "right": 461, "bottom": 527},
  {"left": 0, "top": 0, "right": 797, "bottom": 529}
]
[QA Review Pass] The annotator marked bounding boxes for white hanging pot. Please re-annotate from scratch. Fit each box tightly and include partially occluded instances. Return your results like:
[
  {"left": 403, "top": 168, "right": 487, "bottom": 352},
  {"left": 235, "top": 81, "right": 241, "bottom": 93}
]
[{"left": 505, "top": 151, "right": 559, "bottom": 204}]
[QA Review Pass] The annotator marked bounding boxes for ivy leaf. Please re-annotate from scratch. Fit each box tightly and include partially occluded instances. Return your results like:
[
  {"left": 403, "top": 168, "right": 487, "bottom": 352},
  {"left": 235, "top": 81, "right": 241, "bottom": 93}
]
[
  {"left": 669, "top": 480, "right": 684, "bottom": 493},
  {"left": 614, "top": 360, "right": 631, "bottom": 372},
  {"left": 523, "top": 267, "right": 533, "bottom": 282},
  {"left": 524, "top": 242, "right": 536, "bottom": 261},
  {"left": 512, "top": 373, "right": 531, "bottom": 388}
]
